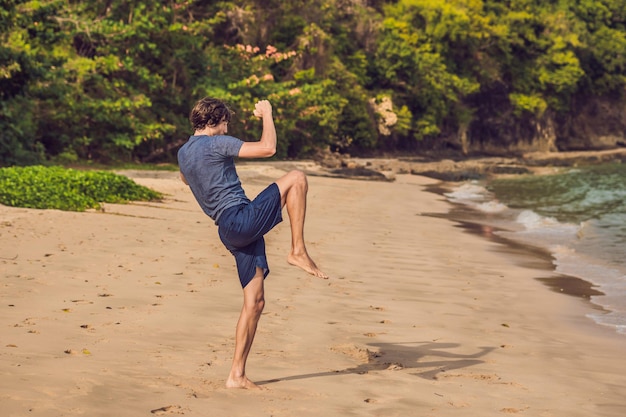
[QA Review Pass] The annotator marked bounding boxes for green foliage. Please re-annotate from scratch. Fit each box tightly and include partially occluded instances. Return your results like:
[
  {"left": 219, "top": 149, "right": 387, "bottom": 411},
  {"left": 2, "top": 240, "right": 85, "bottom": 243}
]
[
  {"left": 570, "top": 0, "right": 626, "bottom": 94},
  {"left": 1, "top": 0, "right": 626, "bottom": 163},
  {"left": 0, "top": 165, "right": 162, "bottom": 211},
  {"left": 498, "top": 5, "right": 586, "bottom": 112},
  {"left": 374, "top": 1, "right": 481, "bottom": 141},
  {"left": 0, "top": 96, "right": 43, "bottom": 165},
  {"left": 509, "top": 93, "right": 548, "bottom": 116}
]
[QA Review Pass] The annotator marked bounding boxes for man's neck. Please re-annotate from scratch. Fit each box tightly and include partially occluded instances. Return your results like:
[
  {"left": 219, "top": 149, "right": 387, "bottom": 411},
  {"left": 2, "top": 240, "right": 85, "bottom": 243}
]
[{"left": 195, "top": 128, "right": 214, "bottom": 136}]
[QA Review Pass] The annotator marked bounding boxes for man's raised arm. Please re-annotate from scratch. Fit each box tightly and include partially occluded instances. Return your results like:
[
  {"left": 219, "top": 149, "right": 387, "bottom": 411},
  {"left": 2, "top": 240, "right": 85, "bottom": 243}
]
[{"left": 238, "top": 100, "right": 277, "bottom": 159}]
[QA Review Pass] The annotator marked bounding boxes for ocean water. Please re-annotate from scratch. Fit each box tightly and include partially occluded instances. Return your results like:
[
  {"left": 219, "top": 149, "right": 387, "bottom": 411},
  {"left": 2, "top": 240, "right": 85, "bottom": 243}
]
[{"left": 443, "top": 162, "right": 626, "bottom": 335}]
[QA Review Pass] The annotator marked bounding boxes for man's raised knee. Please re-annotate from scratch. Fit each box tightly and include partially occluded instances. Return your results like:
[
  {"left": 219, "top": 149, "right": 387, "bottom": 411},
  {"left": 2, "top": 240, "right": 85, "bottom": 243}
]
[
  {"left": 289, "top": 170, "right": 308, "bottom": 189},
  {"left": 276, "top": 169, "right": 308, "bottom": 202}
]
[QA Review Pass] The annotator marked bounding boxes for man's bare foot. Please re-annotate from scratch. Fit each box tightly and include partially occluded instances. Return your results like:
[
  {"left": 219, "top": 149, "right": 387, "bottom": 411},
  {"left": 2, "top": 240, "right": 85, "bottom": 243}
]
[
  {"left": 226, "top": 375, "right": 263, "bottom": 389},
  {"left": 288, "top": 252, "right": 328, "bottom": 278}
]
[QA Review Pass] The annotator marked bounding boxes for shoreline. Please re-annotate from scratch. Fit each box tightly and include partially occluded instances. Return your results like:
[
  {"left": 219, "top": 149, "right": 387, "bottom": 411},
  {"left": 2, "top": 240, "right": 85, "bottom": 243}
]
[
  {"left": 420, "top": 164, "right": 626, "bottom": 339},
  {"left": 301, "top": 151, "right": 624, "bottom": 335},
  {"left": 1, "top": 167, "right": 625, "bottom": 416},
  {"left": 425, "top": 193, "right": 607, "bottom": 302}
]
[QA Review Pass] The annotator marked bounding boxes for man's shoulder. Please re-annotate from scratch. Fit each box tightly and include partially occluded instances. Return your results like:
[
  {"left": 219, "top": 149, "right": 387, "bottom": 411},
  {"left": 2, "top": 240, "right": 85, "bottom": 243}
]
[
  {"left": 212, "top": 135, "right": 244, "bottom": 153},
  {"left": 189, "top": 134, "right": 242, "bottom": 145},
  {"left": 214, "top": 134, "right": 243, "bottom": 142},
  {"left": 181, "top": 135, "right": 242, "bottom": 159}
]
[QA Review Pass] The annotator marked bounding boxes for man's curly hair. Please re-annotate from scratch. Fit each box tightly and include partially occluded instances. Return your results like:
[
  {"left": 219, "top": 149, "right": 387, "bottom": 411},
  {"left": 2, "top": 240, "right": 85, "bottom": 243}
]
[{"left": 189, "top": 97, "right": 233, "bottom": 131}]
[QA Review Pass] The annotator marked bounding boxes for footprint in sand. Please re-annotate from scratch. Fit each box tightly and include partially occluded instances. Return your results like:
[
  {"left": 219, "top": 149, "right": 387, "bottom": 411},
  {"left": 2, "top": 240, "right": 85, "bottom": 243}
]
[
  {"left": 150, "top": 405, "right": 186, "bottom": 415},
  {"left": 330, "top": 344, "right": 381, "bottom": 362}
]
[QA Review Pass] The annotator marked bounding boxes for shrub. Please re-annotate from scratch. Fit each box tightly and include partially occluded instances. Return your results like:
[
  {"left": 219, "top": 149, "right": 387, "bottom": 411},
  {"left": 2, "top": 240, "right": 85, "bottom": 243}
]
[{"left": 0, "top": 166, "right": 162, "bottom": 211}]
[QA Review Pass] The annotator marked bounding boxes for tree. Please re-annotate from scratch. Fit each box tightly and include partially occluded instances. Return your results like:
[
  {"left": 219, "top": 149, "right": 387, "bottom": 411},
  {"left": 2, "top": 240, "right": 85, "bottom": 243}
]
[
  {"left": 2, "top": 0, "right": 626, "bottom": 165},
  {"left": 0, "top": 0, "right": 56, "bottom": 165},
  {"left": 373, "top": 0, "right": 481, "bottom": 146}
]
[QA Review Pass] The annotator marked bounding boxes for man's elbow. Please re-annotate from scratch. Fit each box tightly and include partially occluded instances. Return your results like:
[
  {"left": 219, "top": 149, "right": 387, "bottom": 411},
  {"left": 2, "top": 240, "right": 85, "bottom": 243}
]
[{"left": 260, "top": 146, "right": 276, "bottom": 158}]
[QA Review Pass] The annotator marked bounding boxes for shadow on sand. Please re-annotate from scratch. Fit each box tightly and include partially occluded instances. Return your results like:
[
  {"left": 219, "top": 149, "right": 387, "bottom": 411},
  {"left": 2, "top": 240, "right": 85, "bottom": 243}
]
[{"left": 257, "top": 341, "right": 495, "bottom": 386}]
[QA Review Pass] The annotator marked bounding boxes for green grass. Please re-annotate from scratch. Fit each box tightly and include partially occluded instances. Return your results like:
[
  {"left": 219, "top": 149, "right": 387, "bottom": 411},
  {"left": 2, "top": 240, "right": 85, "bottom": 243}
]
[{"left": 0, "top": 165, "right": 163, "bottom": 211}]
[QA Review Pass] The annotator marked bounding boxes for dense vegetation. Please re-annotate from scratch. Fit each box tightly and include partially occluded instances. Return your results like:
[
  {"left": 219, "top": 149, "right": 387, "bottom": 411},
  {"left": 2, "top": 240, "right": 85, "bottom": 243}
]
[
  {"left": 0, "top": 165, "right": 162, "bottom": 210},
  {"left": 2, "top": 0, "right": 625, "bottom": 166}
]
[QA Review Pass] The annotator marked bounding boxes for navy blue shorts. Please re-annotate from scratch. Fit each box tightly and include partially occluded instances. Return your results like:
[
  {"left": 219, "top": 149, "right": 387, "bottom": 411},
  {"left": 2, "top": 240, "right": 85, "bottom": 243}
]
[{"left": 217, "top": 183, "right": 283, "bottom": 288}]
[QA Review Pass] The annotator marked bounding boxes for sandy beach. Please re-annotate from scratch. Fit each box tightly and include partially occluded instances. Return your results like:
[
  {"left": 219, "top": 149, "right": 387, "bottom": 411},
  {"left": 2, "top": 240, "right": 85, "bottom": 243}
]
[{"left": 1, "top": 164, "right": 625, "bottom": 417}]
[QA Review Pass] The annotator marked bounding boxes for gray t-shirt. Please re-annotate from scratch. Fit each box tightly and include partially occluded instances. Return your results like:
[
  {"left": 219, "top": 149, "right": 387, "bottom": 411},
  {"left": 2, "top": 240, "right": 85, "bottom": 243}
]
[{"left": 177, "top": 135, "right": 250, "bottom": 224}]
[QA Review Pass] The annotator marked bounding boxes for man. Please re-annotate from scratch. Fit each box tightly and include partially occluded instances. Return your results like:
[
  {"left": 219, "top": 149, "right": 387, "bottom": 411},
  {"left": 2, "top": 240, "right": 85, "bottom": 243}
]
[{"left": 177, "top": 97, "right": 327, "bottom": 389}]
